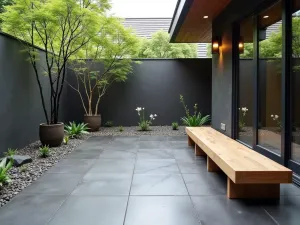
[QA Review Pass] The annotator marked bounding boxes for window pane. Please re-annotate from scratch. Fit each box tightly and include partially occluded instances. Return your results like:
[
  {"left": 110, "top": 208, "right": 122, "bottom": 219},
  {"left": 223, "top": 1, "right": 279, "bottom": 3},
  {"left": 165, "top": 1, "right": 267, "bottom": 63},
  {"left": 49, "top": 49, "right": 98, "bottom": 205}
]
[
  {"left": 258, "top": 1, "right": 282, "bottom": 154},
  {"left": 291, "top": 0, "right": 300, "bottom": 163},
  {"left": 238, "top": 17, "right": 254, "bottom": 146}
]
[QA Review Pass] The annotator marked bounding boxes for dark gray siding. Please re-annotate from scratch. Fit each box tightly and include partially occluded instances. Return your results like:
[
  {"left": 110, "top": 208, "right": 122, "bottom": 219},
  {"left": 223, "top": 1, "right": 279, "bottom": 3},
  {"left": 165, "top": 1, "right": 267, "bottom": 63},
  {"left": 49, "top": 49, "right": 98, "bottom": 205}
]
[{"left": 64, "top": 59, "right": 212, "bottom": 126}]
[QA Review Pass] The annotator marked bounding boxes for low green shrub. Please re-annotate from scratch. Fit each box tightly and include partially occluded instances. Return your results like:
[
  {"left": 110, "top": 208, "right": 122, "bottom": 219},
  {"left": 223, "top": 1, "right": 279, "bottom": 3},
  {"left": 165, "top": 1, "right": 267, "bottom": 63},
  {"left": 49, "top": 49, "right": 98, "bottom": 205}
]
[
  {"left": 19, "top": 165, "right": 28, "bottom": 173},
  {"left": 172, "top": 122, "right": 179, "bottom": 130},
  {"left": 136, "top": 107, "right": 157, "bottom": 131},
  {"left": 119, "top": 126, "right": 124, "bottom": 132},
  {"left": 105, "top": 121, "right": 114, "bottom": 127},
  {"left": 63, "top": 136, "right": 70, "bottom": 145},
  {"left": 4, "top": 148, "right": 17, "bottom": 157},
  {"left": 0, "top": 158, "right": 13, "bottom": 187},
  {"left": 65, "top": 122, "right": 89, "bottom": 138},
  {"left": 139, "top": 120, "right": 151, "bottom": 131},
  {"left": 39, "top": 145, "right": 50, "bottom": 158},
  {"left": 180, "top": 95, "right": 210, "bottom": 127}
]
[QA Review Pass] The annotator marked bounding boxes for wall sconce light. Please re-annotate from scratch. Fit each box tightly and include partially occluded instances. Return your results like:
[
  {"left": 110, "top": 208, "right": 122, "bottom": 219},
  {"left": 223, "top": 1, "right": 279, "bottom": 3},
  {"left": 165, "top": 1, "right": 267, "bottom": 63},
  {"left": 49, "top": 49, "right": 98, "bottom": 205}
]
[
  {"left": 238, "top": 37, "right": 244, "bottom": 54},
  {"left": 212, "top": 37, "right": 221, "bottom": 54}
]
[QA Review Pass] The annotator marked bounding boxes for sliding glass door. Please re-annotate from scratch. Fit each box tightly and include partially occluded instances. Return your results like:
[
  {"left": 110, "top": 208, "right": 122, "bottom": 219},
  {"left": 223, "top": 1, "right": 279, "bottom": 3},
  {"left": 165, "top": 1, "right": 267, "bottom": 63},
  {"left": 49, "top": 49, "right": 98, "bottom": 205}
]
[
  {"left": 290, "top": 0, "right": 300, "bottom": 175},
  {"left": 235, "top": 0, "right": 300, "bottom": 182}
]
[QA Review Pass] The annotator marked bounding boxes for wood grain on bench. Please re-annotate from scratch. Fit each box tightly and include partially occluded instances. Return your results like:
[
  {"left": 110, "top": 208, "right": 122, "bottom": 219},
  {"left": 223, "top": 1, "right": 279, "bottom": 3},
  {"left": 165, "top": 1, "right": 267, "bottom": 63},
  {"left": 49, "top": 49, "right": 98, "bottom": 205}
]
[{"left": 186, "top": 127, "right": 292, "bottom": 199}]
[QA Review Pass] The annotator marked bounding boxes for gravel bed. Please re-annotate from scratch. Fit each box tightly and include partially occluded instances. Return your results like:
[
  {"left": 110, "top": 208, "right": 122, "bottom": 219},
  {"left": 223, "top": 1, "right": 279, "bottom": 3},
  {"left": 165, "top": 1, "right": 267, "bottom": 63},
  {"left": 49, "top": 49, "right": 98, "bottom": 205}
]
[{"left": 0, "top": 126, "right": 186, "bottom": 207}]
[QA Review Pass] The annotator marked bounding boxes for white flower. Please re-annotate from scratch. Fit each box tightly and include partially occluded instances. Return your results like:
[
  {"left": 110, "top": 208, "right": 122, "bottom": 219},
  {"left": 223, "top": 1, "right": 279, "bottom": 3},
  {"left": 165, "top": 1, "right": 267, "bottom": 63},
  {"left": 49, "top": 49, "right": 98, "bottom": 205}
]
[
  {"left": 150, "top": 114, "right": 153, "bottom": 118},
  {"left": 275, "top": 115, "right": 279, "bottom": 119},
  {"left": 136, "top": 107, "right": 142, "bottom": 112},
  {"left": 241, "top": 107, "right": 248, "bottom": 112},
  {"left": 271, "top": 115, "right": 274, "bottom": 118},
  {"left": 143, "top": 107, "right": 145, "bottom": 110},
  {"left": 154, "top": 114, "right": 157, "bottom": 117}
]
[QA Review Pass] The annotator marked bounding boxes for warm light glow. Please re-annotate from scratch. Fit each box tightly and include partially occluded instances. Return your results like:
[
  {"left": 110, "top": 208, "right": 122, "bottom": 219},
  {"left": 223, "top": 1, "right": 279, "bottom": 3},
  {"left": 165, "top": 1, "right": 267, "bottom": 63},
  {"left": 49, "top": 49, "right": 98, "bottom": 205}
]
[
  {"left": 203, "top": 16, "right": 208, "bottom": 19},
  {"left": 263, "top": 15, "right": 269, "bottom": 18},
  {"left": 213, "top": 43, "right": 219, "bottom": 48},
  {"left": 239, "top": 37, "right": 244, "bottom": 54}
]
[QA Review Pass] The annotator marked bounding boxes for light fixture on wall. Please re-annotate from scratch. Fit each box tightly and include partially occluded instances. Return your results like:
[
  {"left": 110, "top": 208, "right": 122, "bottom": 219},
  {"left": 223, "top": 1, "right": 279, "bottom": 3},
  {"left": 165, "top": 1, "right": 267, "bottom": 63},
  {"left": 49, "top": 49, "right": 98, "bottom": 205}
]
[
  {"left": 203, "top": 16, "right": 208, "bottom": 19},
  {"left": 238, "top": 37, "right": 244, "bottom": 54},
  {"left": 263, "top": 15, "right": 269, "bottom": 19},
  {"left": 212, "top": 37, "right": 221, "bottom": 54}
]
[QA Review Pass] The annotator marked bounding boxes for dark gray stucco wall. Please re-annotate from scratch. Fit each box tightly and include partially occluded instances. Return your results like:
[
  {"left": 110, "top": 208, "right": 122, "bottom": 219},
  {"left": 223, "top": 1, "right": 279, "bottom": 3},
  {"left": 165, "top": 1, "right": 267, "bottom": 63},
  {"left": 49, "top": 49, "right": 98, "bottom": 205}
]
[
  {"left": 0, "top": 33, "right": 51, "bottom": 156},
  {"left": 211, "top": 28, "right": 233, "bottom": 137},
  {"left": 211, "top": 0, "right": 278, "bottom": 137},
  {"left": 64, "top": 59, "right": 212, "bottom": 126}
]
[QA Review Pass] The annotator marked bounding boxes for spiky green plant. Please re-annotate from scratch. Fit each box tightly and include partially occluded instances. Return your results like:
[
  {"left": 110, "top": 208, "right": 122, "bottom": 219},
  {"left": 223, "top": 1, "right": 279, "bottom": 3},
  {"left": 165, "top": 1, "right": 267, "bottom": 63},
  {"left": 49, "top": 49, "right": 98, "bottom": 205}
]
[
  {"left": 104, "top": 121, "right": 114, "bottom": 127},
  {"left": 64, "top": 122, "right": 89, "bottom": 139},
  {"left": 4, "top": 148, "right": 17, "bottom": 157},
  {"left": 172, "top": 122, "right": 179, "bottom": 130},
  {"left": 39, "top": 145, "right": 50, "bottom": 158},
  {"left": 0, "top": 158, "right": 13, "bottom": 187},
  {"left": 180, "top": 95, "right": 210, "bottom": 127},
  {"left": 63, "top": 136, "right": 70, "bottom": 145},
  {"left": 119, "top": 126, "right": 124, "bottom": 132}
]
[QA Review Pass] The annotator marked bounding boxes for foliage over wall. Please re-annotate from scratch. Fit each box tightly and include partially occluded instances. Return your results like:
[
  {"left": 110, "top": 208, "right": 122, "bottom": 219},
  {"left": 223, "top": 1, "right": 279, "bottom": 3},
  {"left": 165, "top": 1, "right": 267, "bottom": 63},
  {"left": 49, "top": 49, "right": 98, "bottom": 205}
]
[{"left": 138, "top": 30, "right": 198, "bottom": 58}]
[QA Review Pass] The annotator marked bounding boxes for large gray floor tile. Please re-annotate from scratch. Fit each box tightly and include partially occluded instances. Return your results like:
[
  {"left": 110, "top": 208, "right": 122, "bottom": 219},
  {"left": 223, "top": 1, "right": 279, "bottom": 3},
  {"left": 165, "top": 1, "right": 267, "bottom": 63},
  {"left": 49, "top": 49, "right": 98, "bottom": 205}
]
[
  {"left": 262, "top": 196, "right": 300, "bottom": 225},
  {"left": 178, "top": 160, "right": 207, "bottom": 173},
  {"left": 183, "top": 173, "right": 227, "bottom": 195},
  {"left": 106, "top": 140, "right": 138, "bottom": 148},
  {"left": 0, "top": 195, "right": 66, "bottom": 225},
  {"left": 191, "top": 196, "right": 276, "bottom": 225},
  {"left": 169, "top": 141, "right": 193, "bottom": 150},
  {"left": 168, "top": 136, "right": 188, "bottom": 141},
  {"left": 49, "top": 196, "right": 128, "bottom": 225},
  {"left": 47, "top": 159, "right": 96, "bottom": 174},
  {"left": 135, "top": 159, "right": 180, "bottom": 174},
  {"left": 68, "top": 151, "right": 102, "bottom": 159},
  {"left": 72, "top": 174, "right": 132, "bottom": 196},
  {"left": 113, "top": 136, "right": 140, "bottom": 142},
  {"left": 280, "top": 184, "right": 300, "bottom": 196},
  {"left": 86, "top": 136, "right": 114, "bottom": 143},
  {"left": 138, "top": 141, "right": 171, "bottom": 149},
  {"left": 137, "top": 149, "right": 174, "bottom": 159},
  {"left": 131, "top": 174, "right": 188, "bottom": 195},
  {"left": 172, "top": 150, "right": 204, "bottom": 162},
  {"left": 139, "top": 136, "right": 169, "bottom": 141},
  {"left": 99, "top": 150, "right": 137, "bottom": 159},
  {"left": 21, "top": 173, "right": 82, "bottom": 195},
  {"left": 87, "top": 159, "right": 135, "bottom": 173},
  {"left": 124, "top": 196, "right": 201, "bottom": 225}
]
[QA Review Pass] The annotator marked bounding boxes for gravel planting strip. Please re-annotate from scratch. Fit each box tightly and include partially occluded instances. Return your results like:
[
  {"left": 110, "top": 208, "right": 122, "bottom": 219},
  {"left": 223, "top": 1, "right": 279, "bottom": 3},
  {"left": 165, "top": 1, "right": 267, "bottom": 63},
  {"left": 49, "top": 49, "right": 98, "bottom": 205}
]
[{"left": 0, "top": 126, "right": 186, "bottom": 207}]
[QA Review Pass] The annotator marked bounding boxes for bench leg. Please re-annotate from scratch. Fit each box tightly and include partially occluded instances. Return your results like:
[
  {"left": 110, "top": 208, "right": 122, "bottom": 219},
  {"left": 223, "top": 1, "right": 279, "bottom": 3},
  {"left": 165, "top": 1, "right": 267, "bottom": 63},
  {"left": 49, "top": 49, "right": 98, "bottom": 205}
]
[
  {"left": 195, "top": 145, "right": 206, "bottom": 156},
  {"left": 188, "top": 136, "right": 195, "bottom": 146},
  {"left": 207, "top": 156, "right": 221, "bottom": 172},
  {"left": 227, "top": 178, "right": 280, "bottom": 199}
]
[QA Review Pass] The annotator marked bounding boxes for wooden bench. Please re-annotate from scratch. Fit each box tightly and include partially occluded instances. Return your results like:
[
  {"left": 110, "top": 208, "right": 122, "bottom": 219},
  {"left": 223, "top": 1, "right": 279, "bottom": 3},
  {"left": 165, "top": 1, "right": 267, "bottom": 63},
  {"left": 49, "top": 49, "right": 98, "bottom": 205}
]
[{"left": 186, "top": 127, "right": 293, "bottom": 199}]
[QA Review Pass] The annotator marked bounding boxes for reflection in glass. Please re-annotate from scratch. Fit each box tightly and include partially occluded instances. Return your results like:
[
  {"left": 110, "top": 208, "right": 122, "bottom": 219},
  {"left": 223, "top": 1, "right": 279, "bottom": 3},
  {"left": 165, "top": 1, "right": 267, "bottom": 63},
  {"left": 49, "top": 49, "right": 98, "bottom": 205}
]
[
  {"left": 257, "top": 1, "right": 282, "bottom": 154},
  {"left": 291, "top": 0, "right": 300, "bottom": 163},
  {"left": 238, "top": 18, "right": 254, "bottom": 146}
]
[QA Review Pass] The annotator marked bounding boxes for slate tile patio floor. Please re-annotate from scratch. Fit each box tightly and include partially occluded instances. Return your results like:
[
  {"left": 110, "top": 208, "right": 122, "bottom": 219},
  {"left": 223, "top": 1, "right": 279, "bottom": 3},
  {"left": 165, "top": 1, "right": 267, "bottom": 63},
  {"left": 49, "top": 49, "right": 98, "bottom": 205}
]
[{"left": 1, "top": 135, "right": 300, "bottom": 225}]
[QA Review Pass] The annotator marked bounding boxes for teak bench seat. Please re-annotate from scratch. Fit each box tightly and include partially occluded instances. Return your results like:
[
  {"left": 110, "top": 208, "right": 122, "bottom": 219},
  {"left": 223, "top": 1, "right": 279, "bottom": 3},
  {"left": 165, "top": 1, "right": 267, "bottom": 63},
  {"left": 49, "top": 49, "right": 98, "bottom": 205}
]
[{"left": 186, "top": 127, "right": 293, "bottom": 199}]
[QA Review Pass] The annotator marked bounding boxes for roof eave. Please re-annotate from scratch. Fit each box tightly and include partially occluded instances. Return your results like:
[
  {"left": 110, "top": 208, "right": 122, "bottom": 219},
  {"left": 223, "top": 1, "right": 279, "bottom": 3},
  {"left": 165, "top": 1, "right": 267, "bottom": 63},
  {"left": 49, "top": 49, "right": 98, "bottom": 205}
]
[{"left": 168, "top": 0, "right": 194, "bottom": 43}]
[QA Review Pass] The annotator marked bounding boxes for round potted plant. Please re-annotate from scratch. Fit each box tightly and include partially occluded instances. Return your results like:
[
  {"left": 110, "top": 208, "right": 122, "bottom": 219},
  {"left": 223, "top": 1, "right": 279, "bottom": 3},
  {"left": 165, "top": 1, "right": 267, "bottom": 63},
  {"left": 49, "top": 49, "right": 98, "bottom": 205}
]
[
  {"left": 1, "top": 0, "right": 105, "bottom": 146},
  {"left": 68, "top": 20, "right": 139, "bottom": 132}
]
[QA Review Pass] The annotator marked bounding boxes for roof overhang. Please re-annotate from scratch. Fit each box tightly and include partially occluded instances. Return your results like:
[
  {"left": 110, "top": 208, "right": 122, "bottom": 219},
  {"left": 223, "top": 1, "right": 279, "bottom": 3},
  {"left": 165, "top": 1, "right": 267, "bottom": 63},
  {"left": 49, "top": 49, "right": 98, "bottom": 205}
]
[{"left": 169, "top": 0, "right": 231, "bottom": 43}]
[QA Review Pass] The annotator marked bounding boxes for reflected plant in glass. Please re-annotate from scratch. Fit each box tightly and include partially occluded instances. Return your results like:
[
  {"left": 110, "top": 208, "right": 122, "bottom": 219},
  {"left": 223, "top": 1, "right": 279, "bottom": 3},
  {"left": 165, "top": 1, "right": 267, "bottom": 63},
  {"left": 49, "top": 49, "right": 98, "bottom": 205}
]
[
  {"left": 271, "top": 114, "right": 282, "bottom": 131},
  {"left": 238, "top": 107, "right": 248, "bottom": 131}
]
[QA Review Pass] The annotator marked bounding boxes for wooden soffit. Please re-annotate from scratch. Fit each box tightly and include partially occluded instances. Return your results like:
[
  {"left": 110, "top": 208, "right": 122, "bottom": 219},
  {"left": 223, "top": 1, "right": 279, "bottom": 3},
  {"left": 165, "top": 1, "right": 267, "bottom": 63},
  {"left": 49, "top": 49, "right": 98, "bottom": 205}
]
[{"left": 169, "top": 0, "right": 231, "bottom": 43}]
